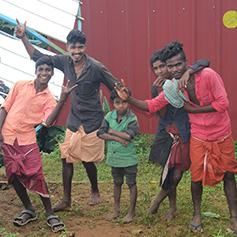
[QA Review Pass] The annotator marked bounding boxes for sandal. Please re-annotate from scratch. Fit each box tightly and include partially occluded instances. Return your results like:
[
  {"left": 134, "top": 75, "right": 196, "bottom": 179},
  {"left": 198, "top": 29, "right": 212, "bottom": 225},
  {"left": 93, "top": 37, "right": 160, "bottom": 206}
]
[
  {"left": 46, "top": 215, "right": 65, "bottom": 233},
  {"left": 13, "top": 209, "right": 37, "bottom": 226}
]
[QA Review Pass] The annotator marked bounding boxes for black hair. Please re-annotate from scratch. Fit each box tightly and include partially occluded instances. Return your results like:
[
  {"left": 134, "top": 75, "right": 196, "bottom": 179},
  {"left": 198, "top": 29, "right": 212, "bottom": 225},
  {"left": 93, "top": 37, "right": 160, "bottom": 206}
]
[
  {"left": 35, "top": 56, "right": 54, "bottom": 71},
  {"left": 110, "top": 88, "right": 132, "bottom": 102},
  {"left": 150, "top": 49, "right": 164, "bottom": 66},
  {"left": 66, "top": 30, "right": 86, "bottom": 45},
  {"left": 162, "top": 40, "right": 186, "bottom": 62}
]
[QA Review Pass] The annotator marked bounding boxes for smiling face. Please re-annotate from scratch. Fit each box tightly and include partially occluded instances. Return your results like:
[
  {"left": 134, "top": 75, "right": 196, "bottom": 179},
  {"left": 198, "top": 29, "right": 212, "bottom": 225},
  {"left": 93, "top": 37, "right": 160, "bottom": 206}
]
[
  {"left": 152, "top": 60, "right": 171, "bottom": 79},
  {"left": 166, "top": 53, "right": 187, "bottom": 79},
  {"left": 67, "top": 42, "right": 86, "bottom": 64},
  {"left": 35, "top": 64, "right": 54, "bottom": 85}
]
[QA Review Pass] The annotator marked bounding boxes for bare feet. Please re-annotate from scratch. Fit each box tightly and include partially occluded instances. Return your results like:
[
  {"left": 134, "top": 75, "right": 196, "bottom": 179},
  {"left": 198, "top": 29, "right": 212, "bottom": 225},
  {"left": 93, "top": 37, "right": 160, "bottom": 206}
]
[
  {"left": 89, "top": 191, "right": 102, "bottom": 206},
  {"left": 189, "top": 215, "right": 203, "bottom": 232},
  {"left": 148, "top": 196, "right": 159, "bottom": 214},
  {"left": 121, "top": 213, "right": 135, "bottom": 223},
  {"left": 161, "top": 208, "right": 177, "bottom": 221},
  {"left": 106, "top": 211, "right": 120, "bottom": 221},
  {"left": 52, "top": 200, "right": 71, "bottom": 212}
]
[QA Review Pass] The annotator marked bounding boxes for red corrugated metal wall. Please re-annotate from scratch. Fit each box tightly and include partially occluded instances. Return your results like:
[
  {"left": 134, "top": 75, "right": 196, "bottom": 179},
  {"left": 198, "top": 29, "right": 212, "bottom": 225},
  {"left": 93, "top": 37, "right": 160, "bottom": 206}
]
[{"left": 79, "top": 0, "right": 237, "bottom": 139}]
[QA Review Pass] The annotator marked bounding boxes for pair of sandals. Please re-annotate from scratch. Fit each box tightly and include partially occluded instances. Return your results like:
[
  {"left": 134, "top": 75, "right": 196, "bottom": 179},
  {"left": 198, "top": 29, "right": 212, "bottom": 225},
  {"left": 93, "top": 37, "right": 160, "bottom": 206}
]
[{"left": 13, "top": 209, "right": 65, "bottom": 233}]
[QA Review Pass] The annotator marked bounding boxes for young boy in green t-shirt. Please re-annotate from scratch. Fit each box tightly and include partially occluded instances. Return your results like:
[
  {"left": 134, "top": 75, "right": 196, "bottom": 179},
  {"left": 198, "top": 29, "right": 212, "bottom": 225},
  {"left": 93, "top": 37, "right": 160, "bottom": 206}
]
[{"left": 97, "top": 89, "right": 139, "bottom": 223}]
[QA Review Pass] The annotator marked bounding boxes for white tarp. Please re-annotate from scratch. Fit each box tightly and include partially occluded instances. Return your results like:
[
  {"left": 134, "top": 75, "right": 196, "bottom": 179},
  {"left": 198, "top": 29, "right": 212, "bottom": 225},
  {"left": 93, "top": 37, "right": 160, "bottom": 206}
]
[
  {"left": 0, "top": 31, "right": 64, "bottom": 100},
  {"left": 0, "top": 0, "right": 80, "bottom": 42}
]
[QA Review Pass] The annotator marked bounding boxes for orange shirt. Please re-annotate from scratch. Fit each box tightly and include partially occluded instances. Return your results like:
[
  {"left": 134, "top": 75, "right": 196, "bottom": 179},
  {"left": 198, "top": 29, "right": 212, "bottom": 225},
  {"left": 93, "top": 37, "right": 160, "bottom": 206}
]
[{"left": 1, "top": 80, "right": 56, "bottom": 146}]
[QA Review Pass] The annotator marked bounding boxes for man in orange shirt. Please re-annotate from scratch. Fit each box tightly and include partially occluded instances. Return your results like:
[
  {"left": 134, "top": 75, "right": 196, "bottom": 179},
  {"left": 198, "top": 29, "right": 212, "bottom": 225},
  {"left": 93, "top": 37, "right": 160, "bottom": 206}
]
[{"left": 0, "top": 56, "right": 76, "bottom": 232}]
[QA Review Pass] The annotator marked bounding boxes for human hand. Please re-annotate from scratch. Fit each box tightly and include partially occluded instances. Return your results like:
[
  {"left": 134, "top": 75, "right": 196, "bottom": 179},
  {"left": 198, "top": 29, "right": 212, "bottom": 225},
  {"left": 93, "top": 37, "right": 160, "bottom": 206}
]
[
  {"left": 177, "top": 70, "right": 191, "bottom": 91},
  {"left": 114, "top": 79, "right": 130, "bottom": 101},
  {"left": 117, "top": 137, "right": 130, "bottom": 147},
  {"left": 107, "top": 128, "right": 115, "bottom": 135},
  {"left": 183, "top": 102, "right": 194, "bottom": 113},
  {"left": 14, "top": 19, "right": 27, "bottom": 39},
  {"left": 59, "top": 80, "right": 78, "bottom": 103},
  {"left": 153, "top": 76, "right": 166, "bottom": 93}
]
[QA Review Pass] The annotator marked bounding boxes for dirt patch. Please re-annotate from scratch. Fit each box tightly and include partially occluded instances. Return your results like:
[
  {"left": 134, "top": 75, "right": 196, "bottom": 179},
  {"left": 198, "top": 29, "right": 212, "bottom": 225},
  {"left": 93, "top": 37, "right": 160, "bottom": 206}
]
[{"left": 0, "top": 176, "right": 152, "bottom": 237}]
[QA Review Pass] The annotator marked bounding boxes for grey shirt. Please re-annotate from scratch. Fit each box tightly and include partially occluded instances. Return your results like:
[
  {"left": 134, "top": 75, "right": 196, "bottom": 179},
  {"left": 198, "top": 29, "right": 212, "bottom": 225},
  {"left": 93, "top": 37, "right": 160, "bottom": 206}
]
[{"left": 32, "top": 49, "right": 118, "bottom": 133}]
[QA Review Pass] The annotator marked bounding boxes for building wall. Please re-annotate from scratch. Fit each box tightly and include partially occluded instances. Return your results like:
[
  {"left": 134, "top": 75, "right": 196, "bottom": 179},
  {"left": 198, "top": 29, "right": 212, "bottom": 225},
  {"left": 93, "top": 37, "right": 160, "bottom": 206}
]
[{"left": 80, "top": 0, "right": 237, "bottom": 139}]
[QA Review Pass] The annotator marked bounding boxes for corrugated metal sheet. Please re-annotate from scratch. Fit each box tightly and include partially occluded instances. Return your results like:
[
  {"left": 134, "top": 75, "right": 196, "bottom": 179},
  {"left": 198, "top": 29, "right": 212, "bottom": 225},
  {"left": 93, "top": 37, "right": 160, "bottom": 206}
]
[
  {"left": 0, "top": 31, "right": 64, "bottom": 99},
  {"left": 0, "top": 0, "right": 80, "bottom": 42},
  {"left": 81, "top": 0, "right": 237, "bottom": 139}
]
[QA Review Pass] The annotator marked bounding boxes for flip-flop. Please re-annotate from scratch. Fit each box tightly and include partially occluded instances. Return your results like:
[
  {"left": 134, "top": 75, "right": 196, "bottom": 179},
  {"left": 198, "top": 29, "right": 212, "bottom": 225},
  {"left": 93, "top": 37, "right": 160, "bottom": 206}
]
[
  {"left": 46, "top": 215, "right": 65, "bottom": 233},
  {"left": 13, "top": 209, "right": 37, "bottom": 226},
  {"left": 189, "top": 222, "right": 203, "bottom": 232}
]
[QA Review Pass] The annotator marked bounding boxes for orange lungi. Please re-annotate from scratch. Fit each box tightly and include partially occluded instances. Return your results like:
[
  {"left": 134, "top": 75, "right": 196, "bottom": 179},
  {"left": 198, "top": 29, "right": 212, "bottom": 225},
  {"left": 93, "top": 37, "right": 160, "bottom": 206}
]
[
  {"left": 190, "top": 133, "right": 237, "bottom": 187},
  {"left": 60, "top": 126, "right": 104, "bottom": 163}
]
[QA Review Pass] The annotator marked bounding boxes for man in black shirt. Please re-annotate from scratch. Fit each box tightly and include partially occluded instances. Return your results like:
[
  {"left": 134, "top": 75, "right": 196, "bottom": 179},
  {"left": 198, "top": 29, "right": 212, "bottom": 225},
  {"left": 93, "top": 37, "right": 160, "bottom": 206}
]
[{"left": 15, "top": 20, "right": 119, "bottom": 211}]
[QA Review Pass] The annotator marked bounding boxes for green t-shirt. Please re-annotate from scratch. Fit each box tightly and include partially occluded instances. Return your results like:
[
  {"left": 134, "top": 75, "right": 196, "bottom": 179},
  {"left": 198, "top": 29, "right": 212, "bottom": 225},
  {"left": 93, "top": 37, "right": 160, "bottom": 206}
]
[{"left": 103, "top": 109, "right": 139, "bottom": 167}]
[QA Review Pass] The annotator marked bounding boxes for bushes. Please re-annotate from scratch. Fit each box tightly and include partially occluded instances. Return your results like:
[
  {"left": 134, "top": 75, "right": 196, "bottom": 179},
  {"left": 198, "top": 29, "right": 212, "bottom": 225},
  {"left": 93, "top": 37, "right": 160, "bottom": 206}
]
[{"left": 36, "top": 126, "right": 66, "bottom": 153}]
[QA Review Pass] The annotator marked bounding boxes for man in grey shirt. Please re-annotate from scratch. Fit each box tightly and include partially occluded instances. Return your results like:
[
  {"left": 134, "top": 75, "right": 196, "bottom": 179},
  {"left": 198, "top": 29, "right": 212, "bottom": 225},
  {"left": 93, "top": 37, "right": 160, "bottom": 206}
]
[{"left": 15, "top": 20, "right": 119, "bottom": 211}]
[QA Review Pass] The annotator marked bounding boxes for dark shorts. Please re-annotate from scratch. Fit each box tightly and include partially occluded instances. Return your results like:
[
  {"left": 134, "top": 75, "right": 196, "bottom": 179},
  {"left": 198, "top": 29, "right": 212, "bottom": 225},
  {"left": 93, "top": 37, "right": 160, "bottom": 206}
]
[{"left": 111, "top": 164, "right": 138, "bottom": 186}]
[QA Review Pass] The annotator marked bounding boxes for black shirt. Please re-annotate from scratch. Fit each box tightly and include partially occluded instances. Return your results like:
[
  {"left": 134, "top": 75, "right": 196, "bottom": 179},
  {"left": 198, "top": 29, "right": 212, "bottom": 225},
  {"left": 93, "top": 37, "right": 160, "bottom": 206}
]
[{"left": 32, "top": 49, "right": 118, "bottom": 133}]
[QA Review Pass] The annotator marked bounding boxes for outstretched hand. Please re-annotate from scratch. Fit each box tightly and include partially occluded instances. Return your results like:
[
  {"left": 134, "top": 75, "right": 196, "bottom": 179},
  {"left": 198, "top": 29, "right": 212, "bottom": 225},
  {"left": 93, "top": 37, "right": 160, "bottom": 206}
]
[
  {"left": 59, "top": 80, "right": 78, "bottom": 103},
  {"left": 114, "top": 79, "right": 130, "bottom": 101},
  {"left": 14, "top": 19, "right": 27, "bottom": 39}
]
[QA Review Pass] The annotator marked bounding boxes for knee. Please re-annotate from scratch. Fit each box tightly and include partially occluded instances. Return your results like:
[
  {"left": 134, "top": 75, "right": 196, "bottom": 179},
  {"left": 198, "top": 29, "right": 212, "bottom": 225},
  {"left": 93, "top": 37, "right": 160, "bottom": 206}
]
[
  {"left": 126, "top": 181, "right": 136, "bottom": 189},
  {"left": 224, "top": 172, "right": 235, "bottom": 182},
  {"left": 114, "top": 179, "right": 124, "bottom": 187},
  {"left": 172, "top": 170, "right": 183, "bottom": 186}
]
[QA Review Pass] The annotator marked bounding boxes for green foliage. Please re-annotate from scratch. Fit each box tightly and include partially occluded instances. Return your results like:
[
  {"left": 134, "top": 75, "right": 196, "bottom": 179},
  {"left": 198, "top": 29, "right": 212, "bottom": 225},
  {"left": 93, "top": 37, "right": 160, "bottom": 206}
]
[
  {"left": 2, "top": 133, "right": 237, "bottom": 236},
  {"left": 100, "top": 90, "right": 111, "bottom": 114},
  {"left": 0, "top": 228, "right": 20, "bottom": 237},
  {"left": 36, "top": 126, "right": 66, "bottom": 153},
  {"left": 0, "top": 20, "right": 15, "bottom": 34},
  {"left": 0, "top": 153, "right": 3, "bottom": 167},
  {"left": 0, "top": 20, "right": 47, "bottom": 49},
  {"left": 134, "top": 133, "right": 154, "bottom": 159}
]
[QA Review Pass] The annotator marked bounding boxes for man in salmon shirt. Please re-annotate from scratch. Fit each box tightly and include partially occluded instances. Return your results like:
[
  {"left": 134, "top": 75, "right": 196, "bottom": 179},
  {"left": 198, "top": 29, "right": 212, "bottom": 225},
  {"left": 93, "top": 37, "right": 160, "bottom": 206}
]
[
  {"left": 0, "top": 56, "right": 76, "bottom": 232},
  {"left": 115, "top": 40, "right": 237, "bottom": 234}
]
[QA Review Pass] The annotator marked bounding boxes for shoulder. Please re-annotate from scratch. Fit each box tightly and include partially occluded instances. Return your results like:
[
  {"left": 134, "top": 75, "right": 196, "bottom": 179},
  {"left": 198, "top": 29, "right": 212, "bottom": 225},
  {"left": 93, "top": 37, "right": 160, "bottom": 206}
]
[
  {"left": 87, "top": 56, "right": 110, "bottom": 73},
  {"left": 105, "top": 111, "right": 113, "bottom": 119},
  {"left": 14, "top": 80, "right": 31, "bottom": 88},
  {"left": 126, "top": 110, "right": 138, "bottom": 120},
  {"left": 87, "top": 56, "right": 103, "bottom": 67},
  {"left": 197, "top": 68, "right": 218, "bottom": 78}
]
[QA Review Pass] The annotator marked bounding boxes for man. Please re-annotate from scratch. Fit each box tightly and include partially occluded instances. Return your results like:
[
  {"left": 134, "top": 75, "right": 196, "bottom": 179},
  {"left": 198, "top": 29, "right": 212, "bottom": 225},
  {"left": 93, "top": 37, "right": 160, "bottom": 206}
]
[
  {"left": 114, "top": 47, "right": 208, "bottom": 221},
  {"left": 148, "top": 49, "right": 209, "bottom": 220},
  {"left": 0, "top": 56, "right": 76, "bottom": 232},
  {"left": 14, "top": 19, "right": 119, "bottom": 210},
  {"left": 162, "top": 41, "right": 237, "bottom": 233},
  {"left": 116, "top": 40, "right": 237, "bottom": 233}
]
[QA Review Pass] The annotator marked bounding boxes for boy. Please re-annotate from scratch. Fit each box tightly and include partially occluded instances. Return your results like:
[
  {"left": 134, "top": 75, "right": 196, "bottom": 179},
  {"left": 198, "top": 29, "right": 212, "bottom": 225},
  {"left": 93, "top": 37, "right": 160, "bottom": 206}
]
[
  {"left": 97, "top": 89, "right": 139, "bottom": 223},
  {"left": 0, "top": 56, "right": 76, "bottom": 232}
]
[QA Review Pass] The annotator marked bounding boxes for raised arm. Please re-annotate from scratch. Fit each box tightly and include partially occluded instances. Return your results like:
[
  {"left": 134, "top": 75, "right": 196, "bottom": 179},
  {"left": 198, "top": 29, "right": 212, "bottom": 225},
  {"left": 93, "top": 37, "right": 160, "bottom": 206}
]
[
  {"left": 178, "top": 59, "right": 210, "bottom": 90},
  {"left": 46, "top": 81, "right": 77, "bottom": 126},
  {"left": 14, "top": 19, "right": 35, "bottom": 57},
  {"left": 114, "top": 79, "right": 149, "bottom": 112}
]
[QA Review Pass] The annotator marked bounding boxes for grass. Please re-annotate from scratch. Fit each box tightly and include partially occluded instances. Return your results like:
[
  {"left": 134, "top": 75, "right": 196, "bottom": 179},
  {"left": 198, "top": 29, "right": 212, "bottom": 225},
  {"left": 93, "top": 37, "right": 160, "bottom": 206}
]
[{"left": 0, "top": 134, "right": 237, "bottom": 236}]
